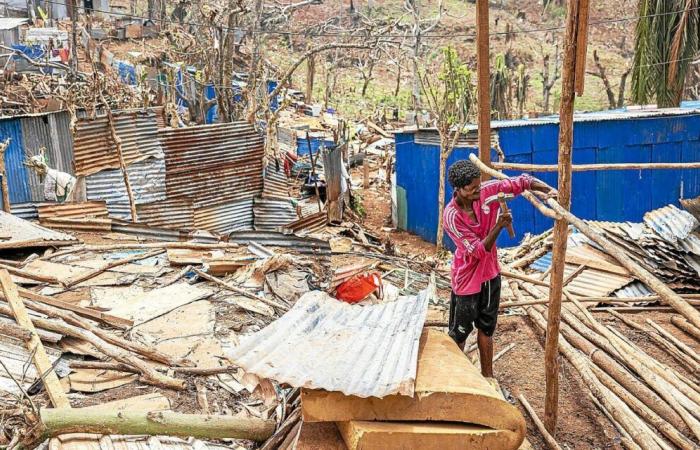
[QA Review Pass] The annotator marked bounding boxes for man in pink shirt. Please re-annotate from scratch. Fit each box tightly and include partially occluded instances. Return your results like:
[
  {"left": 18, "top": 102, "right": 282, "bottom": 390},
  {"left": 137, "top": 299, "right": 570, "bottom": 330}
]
[{"left": 443, "top": 160, "right": 556, "bottom": 378}]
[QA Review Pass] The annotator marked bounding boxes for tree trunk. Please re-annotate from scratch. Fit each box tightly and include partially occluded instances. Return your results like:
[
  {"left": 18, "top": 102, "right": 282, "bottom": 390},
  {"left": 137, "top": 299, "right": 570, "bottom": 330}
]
[
  {"left": 617, "top": 68, "right": 631, "bottom": 108},
  {"left": 435, "top": 137, "right": 449, "bottom": 248},
  {"left": 28, "top": 409, "right": 275, "bottom": 446},
  {"left": 395, "top": 63, "right": 402, "bottom": 97},
  {"left": 412, "top": 33, "right": 421, "bottom": 110},
  {"left": 306, "top": 54, "right": 315, "bottom": 104}
]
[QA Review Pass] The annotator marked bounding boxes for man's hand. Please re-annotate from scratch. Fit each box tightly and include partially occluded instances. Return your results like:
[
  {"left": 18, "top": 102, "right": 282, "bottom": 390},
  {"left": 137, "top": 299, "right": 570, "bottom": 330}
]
[{"left": 496, "top": 211, "right": 512, "bottom": 230}]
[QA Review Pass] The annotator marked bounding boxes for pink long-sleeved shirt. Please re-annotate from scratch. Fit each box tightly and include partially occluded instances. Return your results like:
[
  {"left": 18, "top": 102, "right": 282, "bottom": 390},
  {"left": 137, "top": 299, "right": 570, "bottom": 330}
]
[{"left": 443, "top": 175, "right": 533, "bottom": 295}]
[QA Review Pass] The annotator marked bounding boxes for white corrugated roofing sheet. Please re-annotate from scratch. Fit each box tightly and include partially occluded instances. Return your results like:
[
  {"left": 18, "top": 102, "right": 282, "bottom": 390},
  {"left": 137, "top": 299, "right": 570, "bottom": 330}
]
[
  {"left": 227, "top": 287, "right": 432, "bottom": 398},
  {"left": 0, "top": 210, "right": 77, "bottom": 249}
]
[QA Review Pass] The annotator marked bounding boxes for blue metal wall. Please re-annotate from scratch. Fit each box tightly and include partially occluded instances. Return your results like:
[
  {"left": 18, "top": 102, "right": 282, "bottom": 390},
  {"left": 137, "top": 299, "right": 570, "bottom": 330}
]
[
  {"left": 396, "top": 112, "right": 700, "bottom": 248},
  {"left": 0, "top": 118, "right": 31, "bottom": 205}
]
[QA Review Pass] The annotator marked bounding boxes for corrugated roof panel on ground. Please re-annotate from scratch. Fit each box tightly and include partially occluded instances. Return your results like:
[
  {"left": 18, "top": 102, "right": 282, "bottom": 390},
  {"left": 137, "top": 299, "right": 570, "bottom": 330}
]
[
  {"left": 0, "top": 210, "right": 77, "bottom": 249},
  {"left": 37, "top": 201, "right": 109, "bottom": 220},
  {"left": 226, "top": 288, "right": 431, "bottom": 398},
  {"left": 85, "top": 157, "right": 166, "bottom": 211},
  {"left": 253, "top": 196, "right": 297, "bottom": 231},
  {"left": 193, "top": 199, "right": 254, "bottom": 234},
  {"left": 283, "top": 211, "right": 328, "bottom": 235},
  {"left": 228, "top": 230, "right": 331, "bottom": 255},
  {"left": 159, "top": 122, "right": 264, "bottom": 208},
  {"left": 73, "top": 109, "right": 163, "bottom": 176},
  {"left": 643, "top": 204, "right": 699, "bottom": 244},
  {"left": 137, "top": 197, "right": 194, "bottom": 230}
]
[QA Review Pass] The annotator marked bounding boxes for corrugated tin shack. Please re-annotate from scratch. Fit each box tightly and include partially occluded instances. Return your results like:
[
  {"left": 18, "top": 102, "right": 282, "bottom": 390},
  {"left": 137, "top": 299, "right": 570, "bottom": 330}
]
[{"left": 395, "top": 103, "right": 700, "bottom": 248}]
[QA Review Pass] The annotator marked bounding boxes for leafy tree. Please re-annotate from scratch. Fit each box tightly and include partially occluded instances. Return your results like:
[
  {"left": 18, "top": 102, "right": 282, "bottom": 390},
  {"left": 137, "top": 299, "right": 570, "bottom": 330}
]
[{"left": 419, "top": 46, "right": 476, "bottom": 248}]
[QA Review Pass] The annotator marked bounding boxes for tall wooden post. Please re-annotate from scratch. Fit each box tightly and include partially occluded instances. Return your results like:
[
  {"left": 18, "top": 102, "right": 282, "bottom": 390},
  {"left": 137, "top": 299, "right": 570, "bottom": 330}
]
[
  {"left": 476, "top": 0, "right": 491, "bottom": 179},
  {"left": 544, "top": 0, "right": 589, "bottom": 434},
  {"left": 0, "top": 139, "right": 11, "bottom": 213}
]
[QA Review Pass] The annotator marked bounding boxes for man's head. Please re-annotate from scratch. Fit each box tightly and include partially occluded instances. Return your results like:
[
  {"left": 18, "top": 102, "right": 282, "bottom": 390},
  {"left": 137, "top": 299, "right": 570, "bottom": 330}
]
[{"left": 448, "top": 160, "right": 482, "bottom": 202}]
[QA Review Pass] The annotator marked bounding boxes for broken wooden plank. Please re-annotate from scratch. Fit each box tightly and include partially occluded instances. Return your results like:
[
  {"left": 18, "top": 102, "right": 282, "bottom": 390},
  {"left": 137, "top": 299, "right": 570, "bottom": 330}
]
[
  {"left": 0, "top": 262, "right": 63, "bottom": 285},
  {"left": 63, "top": 249, "right": 164, "bottom": 288},
  {"left": 0, "top": 269, "right": 70, "bottom": 408}
]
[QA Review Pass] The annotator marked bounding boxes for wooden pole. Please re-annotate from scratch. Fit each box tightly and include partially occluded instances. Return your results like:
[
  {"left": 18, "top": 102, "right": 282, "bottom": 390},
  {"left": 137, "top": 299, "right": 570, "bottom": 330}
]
[
  {"left": 544, "top": 0, "right": 588, "bottom": 433},
  {"left": 63, "top": 249, "right": 163, "bottom": 288},
  {"left": 102, "top": 103, "right": 138, "bottom": 222},
  {"left": 475, "top": 0, "right": 491, "bottom": 178},
  {"left": 0, "top": 269, "right": 70, "bottom": 408},
  {"left": 670, "top": 316, "right": 700, "bottom": 341},
  {"left": 0, "top": 139, "right": 11, "bottom": 213},
  {"left": 573, "top": 0, "right": 590, "bottom": 96},
  {"left": 492, "top": 161, "right": 700, "bottom": 172},
  {"left": 518, "top": 394, "right": 562, "bottom": 450}
]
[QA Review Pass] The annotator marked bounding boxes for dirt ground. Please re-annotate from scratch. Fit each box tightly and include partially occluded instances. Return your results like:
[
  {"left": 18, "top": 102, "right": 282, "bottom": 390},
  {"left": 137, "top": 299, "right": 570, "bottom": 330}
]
[{"left": 354, "top": 166, "right": 700, "bottom": 449}]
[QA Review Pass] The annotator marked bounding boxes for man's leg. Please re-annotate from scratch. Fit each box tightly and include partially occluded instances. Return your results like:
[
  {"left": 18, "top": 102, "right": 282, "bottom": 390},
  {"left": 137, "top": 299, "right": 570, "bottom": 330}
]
[
  {"left": 477, "top": 329, "right": 494, "bottom": 377},
  {"left": 448, "top": 291, "right": 476, "bottom": 352}
]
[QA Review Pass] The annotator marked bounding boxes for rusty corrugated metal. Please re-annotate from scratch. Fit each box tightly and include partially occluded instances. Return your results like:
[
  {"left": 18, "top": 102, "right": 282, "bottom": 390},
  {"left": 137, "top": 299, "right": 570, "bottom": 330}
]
[
  {"left": 159, "top": 122, "right": 264, "bottom": 208},
  {"left": 110, "top": 219, "right": 219, "bottom": 243},
  {"left": 193, "top": 199, "right": 254, "bottom": 234},
  {"left": 263, "top": 164, "right": 290, "bottom": 198},
  {"left": 136, "top": 197, "right": 194, "bottom": 230},
  {"left": 85, "top": 157, "right": 167, "bottom": 220},
  {"left": 73, "top": 109, "right": 164, "bottom": 177},
  {"left": 226, "top": 286, "right": 431, "bottom": 398},
  {"left": 253, "top": 196, "right": 297, "bottom": 231},
  {"left": 283, "top": 211, "right": 327, "bottom": 235},
  {"left": 228, "top": 230, "right": 331, "bottom": 255},
  {"left": 37, "top": 201, "right": 108, "bottom": 220},
  {"left": 9, "top": 202, "right": 38, "bottom": 219}
]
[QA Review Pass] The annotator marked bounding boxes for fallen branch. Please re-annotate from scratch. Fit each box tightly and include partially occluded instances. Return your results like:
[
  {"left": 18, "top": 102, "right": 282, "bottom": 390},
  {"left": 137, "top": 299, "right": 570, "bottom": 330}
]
[
  {"left": 193, "top": 268, "right": 288, "bottom": 312},
  {"left": 518, "top": 394, "right": 562, "bottom": 450},
  {"left": 25, "top": 409, "right": 275, "bottom": 447},
  {"left": 69, "top": 360, "right": 240, "bottom": 376}
]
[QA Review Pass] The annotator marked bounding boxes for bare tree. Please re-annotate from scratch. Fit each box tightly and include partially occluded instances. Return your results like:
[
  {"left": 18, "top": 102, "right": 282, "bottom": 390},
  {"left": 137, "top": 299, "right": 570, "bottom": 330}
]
[
  {"left": 587, "top": 50, "right": 631, "bottom": 109},
  {"left": 420, "top": 47, "right": 476, "bottom": 248},
  {"left": 356, "top": 48, "right": 380, "bottom": 97},
  {"left": 404, "top": 0, "right": 443, "bottom": 111},
  {"left": 514, "top": 64, "right": 530, "bottom": 117},
  {"left": 540, "top": 40, "right": 560, "bottom": 114}
]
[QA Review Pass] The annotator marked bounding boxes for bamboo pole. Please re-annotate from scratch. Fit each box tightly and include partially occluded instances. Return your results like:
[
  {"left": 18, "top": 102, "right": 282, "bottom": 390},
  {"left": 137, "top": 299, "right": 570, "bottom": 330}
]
[
  {"left": 544, "top": 0, "right": 586, "bottom": 433},
  {"left": 671, "top": 316, "right": 700, "bottom": 341},
  {"left": 29, "top": 409, "right": 275, "bottom": 445},
  {"left": 475, "top": 0, "right": 491, "bottom": 177},
  {"left": 518, "top": 394, "right": 562, "bottom": 450},
  {"left": 0, "top": 270, "right": 70, "bottom": 408},
  {"left": 492, "top": 161, "right": 700, "bottom": 172},
  {"left": 468, "top": 152, "right": 700, "bottom": 330}
]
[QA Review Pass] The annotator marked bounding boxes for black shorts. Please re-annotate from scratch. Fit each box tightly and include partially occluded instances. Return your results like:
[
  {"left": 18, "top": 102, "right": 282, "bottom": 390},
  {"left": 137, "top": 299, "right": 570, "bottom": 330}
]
[{"left": 448, "top": 275, "right": 501, "bottom": 344}]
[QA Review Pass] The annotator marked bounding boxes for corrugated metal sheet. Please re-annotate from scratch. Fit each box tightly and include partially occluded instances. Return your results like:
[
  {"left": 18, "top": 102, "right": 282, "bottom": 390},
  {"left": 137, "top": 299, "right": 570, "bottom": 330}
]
[
  {"left": 73, "top": 109, "right": 164, "bottom": 176},
  {"left": 681, "top": 196, "right": 700, "bottom": 221},
  {"left": 193, "top": 199, "right": 254, "bottom": 234},
  {"left": 253, "top": 196, "right": 297, "bottom": 231},
  {"left": 414, "top": 129, "right": 499, "bottom": 149},
  {"left": 263, "top": 163, "right": 290, "bottom": 198},
  {"left": 0, "top": 116, "right": 30, "bottom": 205},
  {"left": 21, "top": 111, "right": 75, "bottom": 202},
  {"left": 10, "top": 202, "right": 38, "bottom": 219},
  {"left": 228, "top": 230, "right": 331, "bottom": 255},
  {"left": 643, "top": 204, "right": 699, "bottom": 244},
  {"left": 278, "top": 126, "right": 297, "bottom": 152},
  {"left": 614, "top": 281, "right": 654, "bottom": 298},
  {"left": 0, "top": 335, "right": 67, "bottom": 396},
  {"left": 86, "top": 157, "right": 167, "bottom": 217},
  {"left": 283, "top": 211, "right": 327, "bottom": 235},
  {"left": 37, "top": 201, "right": 108, "bottom": 220},
  {"left": 226, "top": 287, "right": 431, "bottom": 398},
  {"left": 110, "top": 219, "right": 219, "bottom": 242},
  {"left": 0, "top": 210, "right": 77, "bottom": 249},
  {"left": 136, "top": 197, "right": 194, "bottom": 230},
  {"left": 159, "top": 122, "right": 264, "bottom": 208}
]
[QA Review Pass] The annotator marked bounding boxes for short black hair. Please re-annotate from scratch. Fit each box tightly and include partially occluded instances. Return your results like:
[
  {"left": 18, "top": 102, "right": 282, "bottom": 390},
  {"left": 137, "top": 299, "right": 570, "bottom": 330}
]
[{"left": 448, "top": 160, "right": 481, "bottom": 189}]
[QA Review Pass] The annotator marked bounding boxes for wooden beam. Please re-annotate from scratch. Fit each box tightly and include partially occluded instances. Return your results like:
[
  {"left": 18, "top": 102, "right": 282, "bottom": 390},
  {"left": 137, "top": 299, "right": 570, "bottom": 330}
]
[
  {"left": 476, "top": 0, "right": 491, "bottom": 177},
  {"left": 0, "top": 269, "right": 70, "bottom": 408},
  {"left": 0, "top": 139, "right": 11, "bottom": 213},
  {"left": 63, "top": 249, "right": 164, "bottom": 288},
  {"left": 518, "top": 394, "right": 562, "bottom": 450},
  {"left": 491, "top": 161, "right": 700, "bottom": 172},
  {"left": 574, "top": 0, "right": 590, "bottom": 96},
  {"left": 545, "top": 0, "right": 586, "bottom": 434}
]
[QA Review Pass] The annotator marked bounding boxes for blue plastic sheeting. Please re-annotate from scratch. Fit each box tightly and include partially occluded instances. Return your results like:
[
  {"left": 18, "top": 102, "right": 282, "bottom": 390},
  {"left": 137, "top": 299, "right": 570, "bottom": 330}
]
[
  {"left": 267, "top": 80, "right": 279, "bottom": 112},
  {"left": 0, "top": 118, "right": 31, "bottom": 205},
  {"left": 11, "top": 44, "right": 44, "bottom": 60},
  {"left": 117, "top": 61, "right": 137, "bottom": 85},
  {"left": 297, "top": 136, "right": 335, "bottom": 156},
  {"left": 395, "top": 110, "right": 700, "bottom": 249}
]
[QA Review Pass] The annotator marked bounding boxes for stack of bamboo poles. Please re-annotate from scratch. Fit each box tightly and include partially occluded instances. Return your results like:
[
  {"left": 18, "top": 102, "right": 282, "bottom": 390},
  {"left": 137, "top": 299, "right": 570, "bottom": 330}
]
[{"left": 505, "top": 273, "right": 700, "bottom": 450}]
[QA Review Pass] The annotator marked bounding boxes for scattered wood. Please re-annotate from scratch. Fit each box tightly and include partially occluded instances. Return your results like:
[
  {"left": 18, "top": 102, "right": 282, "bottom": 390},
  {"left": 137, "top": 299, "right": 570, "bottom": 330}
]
[
  {"left": 17, "top": 287, "right": 133, "bottom": 329},
  {"left": 494, "top": 343, "right": 516, "bottom": 362},
  {"left": 0, "top": 269, "right": 70, "bottom": 409},
  {"left": 518, "top": 394, "right": 562, "bottom": 450},
  {"left": 25, "top": 409, "right": 276, "bottom": 447},
  {"left": 0, "top": 262, "right": 63, "bottom": 286},
  {"left": 63, "top": 249, "right": 164, "bottom": 288},
  {"left": 646, "top": 319, "right": 700, "bottom": 364},
  {"left": 0, "top": 319, "right": 32, "bottom": 341},
  {"left": 670, "top": 316, "right": 700, "bottom": 341},
  {"left": 365, "top": 120, "right": 390, "bottom": 138},
  {"left": 193, "top": 268, "right": 288, "bottom": 312}
]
